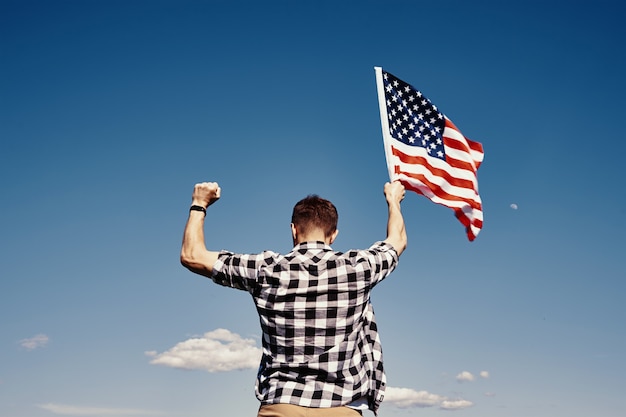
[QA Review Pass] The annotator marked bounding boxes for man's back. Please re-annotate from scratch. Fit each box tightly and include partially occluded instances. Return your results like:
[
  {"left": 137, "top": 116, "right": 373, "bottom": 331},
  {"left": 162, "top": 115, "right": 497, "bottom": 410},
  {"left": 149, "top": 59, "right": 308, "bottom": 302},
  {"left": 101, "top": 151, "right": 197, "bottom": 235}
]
[{"left": 212, "top": 240, "right": 398, "bottom": 411}]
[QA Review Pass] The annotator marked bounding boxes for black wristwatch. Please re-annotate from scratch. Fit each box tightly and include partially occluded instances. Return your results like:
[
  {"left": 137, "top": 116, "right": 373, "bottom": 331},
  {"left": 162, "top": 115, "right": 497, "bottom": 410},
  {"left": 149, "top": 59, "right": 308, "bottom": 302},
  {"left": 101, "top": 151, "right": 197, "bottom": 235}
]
[{"left": 189, "top": 205, "right": 207, "bottom": 216}]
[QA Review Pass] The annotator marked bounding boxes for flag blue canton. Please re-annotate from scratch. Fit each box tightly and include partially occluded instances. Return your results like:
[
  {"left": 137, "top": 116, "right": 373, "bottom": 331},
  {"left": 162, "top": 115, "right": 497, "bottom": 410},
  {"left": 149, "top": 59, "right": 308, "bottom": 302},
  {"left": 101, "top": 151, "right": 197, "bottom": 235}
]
[{"left": 383, "top": 71, "right": 446, "bottom": 161}]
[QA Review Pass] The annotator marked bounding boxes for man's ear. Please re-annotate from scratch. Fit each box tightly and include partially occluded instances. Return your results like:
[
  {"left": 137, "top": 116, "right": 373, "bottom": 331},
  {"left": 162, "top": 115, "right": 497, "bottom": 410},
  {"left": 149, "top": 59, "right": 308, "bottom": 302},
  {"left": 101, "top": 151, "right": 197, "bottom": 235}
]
[
  {"left": 291, "top": 223, "right": 298, "bottom": 241},
  {"left": 328, "top": 229, "right": 339, "bottom": 245}
]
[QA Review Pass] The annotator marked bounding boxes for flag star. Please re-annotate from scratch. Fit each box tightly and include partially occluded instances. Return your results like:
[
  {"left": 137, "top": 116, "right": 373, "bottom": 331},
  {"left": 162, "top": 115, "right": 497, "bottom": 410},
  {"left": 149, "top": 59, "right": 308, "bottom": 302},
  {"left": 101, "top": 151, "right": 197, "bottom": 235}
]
[
  {"left": 421, "top": 99, "right": 427, "bottom": 105},
  {"left": 408, "top": 95, "right": 415, "bottom": 102},
  {"left": 436, "top": 138, "right": 442, "bottom": 145},
  {"left": 436, "top": 150, "right": 444, "bottom": 158},
  {"left": 402, "top": 128, "right": 408, "bottom": 135},
  {"left": 385, "top": 85, "right": 392, "bottom": 92},
  {"left": 393, "top": 80, "right": 399, "bottom": 87},
  {"left": 392, "top": 95, "right": 398, "bottom": 102},
  {"left": 408, "top": 123, "right": 415, "bottom": 130},
  {"left": 402, "top": 114, "right": 409, "bottom": 121},
  {"left": 408, "top": 136, "right": 416, "bottom": 143}
]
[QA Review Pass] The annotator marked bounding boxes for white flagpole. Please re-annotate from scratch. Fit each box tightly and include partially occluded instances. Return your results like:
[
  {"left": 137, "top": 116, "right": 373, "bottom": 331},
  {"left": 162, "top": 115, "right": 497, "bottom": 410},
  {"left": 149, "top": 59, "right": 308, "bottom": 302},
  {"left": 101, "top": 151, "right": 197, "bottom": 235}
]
[{"left": 374, "top": 66, "right": 396, "bottom": 181}]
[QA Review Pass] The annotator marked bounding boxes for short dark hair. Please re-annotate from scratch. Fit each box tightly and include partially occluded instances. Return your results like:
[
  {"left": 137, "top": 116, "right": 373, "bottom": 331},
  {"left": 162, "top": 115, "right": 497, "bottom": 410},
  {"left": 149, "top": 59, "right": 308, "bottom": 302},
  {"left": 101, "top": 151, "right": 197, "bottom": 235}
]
[{"left": 291, "top": 195, "right": 338, "bottom": 237}]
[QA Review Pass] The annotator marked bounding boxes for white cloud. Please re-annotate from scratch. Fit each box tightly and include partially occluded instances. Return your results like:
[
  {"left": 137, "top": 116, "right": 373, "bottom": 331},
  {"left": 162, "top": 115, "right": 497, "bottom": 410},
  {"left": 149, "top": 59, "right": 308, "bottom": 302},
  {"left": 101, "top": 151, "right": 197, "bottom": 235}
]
[
  {"left": 384, "top": 387, "right": 473, "bottom": 411},
  {"left": 510, "top": 203, "right": 518, "bottom": 210},
  {"left": 440, "top": 399, "right": 474, "bottom": 410},
  {"left": 19, "top": 334, "right": 49, "bottom": 350},
  {"left": 484, "top": 391, "right": 496, "bottom": 397},
  {"left": 146, "top": 328, "right": 262, "bottom": 372},
  {"left": 480, "top": 370, "right": 490, "bottom": 379},
  {"left": 456, "top": 371, "right": 475, "bottom": 383},
  {"left": 384, "top": 387, "right": 445, "bottom": 408},
  {"left": 37, "top": 403, "right": 162, "bottom": 416}
]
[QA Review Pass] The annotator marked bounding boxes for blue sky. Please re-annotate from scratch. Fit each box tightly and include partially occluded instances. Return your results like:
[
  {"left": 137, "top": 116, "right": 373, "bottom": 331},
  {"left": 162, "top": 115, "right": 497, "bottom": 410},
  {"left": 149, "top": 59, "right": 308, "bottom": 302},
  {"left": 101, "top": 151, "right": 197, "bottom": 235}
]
[{"left": 1, "top": 1, "right": 625, "bottom": 416}]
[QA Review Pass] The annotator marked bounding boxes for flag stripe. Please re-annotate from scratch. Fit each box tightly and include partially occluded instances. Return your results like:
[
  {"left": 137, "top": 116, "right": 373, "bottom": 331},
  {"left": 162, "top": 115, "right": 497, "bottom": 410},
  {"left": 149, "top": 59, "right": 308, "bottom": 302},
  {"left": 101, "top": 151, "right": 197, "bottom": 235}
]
[{"left": 467, "top": 141, "right": 484, "bottom": 169}]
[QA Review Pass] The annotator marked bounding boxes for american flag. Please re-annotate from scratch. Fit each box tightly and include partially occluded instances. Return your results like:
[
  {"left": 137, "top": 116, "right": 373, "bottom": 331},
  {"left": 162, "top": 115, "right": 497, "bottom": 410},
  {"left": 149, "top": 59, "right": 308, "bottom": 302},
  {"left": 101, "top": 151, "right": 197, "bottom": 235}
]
[{"left": 374, "top": 67, "right": 484, "bottom": 241}]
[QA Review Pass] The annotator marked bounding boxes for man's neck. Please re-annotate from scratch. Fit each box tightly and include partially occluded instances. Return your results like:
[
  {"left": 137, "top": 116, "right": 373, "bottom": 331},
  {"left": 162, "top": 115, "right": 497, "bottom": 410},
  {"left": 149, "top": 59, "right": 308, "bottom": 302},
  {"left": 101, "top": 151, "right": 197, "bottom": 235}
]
[
  {"left": 292, "top": 225, "right": 338, "bottom": 246},
  {"left": 294, "top": 232, "right": 331, "bottom": 246}
]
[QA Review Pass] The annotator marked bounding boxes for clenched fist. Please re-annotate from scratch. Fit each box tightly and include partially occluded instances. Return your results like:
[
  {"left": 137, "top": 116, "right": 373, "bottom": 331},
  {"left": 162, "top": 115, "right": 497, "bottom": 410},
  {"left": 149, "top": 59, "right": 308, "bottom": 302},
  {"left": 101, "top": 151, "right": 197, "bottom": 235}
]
[
  {"left": 192, "top": 182, "right": 221, "bottom": 209},
  {"left": 384, "top": 181, "right": 405, "bottom": 206}
]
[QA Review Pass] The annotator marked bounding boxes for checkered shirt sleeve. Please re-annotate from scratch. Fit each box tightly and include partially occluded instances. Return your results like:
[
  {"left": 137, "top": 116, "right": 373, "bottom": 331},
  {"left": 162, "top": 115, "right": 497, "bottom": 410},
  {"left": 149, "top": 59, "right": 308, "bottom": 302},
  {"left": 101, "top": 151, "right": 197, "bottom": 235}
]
[{"left": 211, "top": 241, "right": 399, "bottom": 415}]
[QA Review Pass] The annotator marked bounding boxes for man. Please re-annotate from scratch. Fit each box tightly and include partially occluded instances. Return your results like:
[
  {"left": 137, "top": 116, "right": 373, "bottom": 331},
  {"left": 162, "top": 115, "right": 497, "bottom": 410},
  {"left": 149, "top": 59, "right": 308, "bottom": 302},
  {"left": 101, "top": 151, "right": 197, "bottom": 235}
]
[{"left": 180, "top": 181, "right": 407, "bottom": 416}]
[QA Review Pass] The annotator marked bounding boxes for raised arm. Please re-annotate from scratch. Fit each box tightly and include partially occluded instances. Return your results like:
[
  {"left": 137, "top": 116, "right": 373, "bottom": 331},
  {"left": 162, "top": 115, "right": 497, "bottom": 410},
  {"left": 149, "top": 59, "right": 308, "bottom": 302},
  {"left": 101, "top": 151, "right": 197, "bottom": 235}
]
[
  {"left": 180, "top": 182, "right": 222, "bottom": 277},
  {"left": 383, "top": 181, "right": 407, "bottom": 256}
]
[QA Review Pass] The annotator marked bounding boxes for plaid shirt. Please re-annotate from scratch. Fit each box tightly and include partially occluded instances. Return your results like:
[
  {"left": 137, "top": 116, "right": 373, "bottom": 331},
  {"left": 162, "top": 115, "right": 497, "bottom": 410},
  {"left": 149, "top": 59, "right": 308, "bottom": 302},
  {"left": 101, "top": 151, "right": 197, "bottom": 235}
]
[{"left": 211, "top": 241, "right": 398, "bottom": 415}]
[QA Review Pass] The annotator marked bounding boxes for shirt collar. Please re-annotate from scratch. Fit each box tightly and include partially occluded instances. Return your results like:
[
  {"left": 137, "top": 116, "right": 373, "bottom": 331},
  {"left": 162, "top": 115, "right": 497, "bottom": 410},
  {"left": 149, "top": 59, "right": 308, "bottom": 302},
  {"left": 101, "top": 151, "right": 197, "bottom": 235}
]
[{"left": 293, "top": 241, "right": 332, "bottom": 251}]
